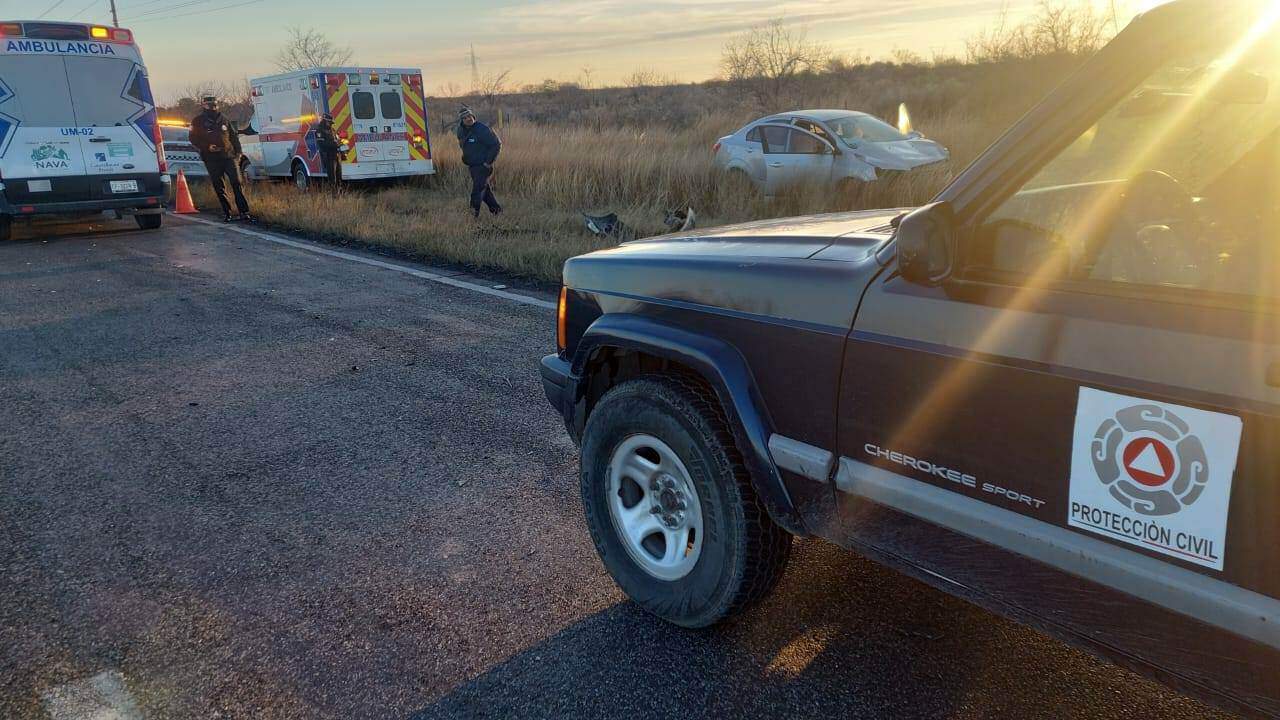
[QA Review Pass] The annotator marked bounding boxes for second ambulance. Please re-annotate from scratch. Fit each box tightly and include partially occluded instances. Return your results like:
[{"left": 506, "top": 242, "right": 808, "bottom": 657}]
[{"left": 242, "top": 66, "right": 434, "bottom": 188}]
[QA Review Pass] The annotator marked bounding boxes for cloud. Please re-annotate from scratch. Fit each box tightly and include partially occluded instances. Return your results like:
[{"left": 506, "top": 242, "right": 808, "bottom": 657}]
[{"left": 420, "top": 0, "right": 1024, "bottom": 68}]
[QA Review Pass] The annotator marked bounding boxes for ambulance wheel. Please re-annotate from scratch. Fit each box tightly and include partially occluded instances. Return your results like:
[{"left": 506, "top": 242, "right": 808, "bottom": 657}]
[
  {"left": 292, "top": 161, "right": 310, "bottom": 191},
  {"left": 135, "top": 213, "right": 162, "bottom": 231},
  {"left": 0, "top": 214, "right": 11, "bottom": 242}
]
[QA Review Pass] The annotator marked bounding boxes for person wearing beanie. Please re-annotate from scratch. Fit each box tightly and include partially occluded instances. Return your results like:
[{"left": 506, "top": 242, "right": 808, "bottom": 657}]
[{"left": 456, "top": 106, "right": 502, "bottom": 217}]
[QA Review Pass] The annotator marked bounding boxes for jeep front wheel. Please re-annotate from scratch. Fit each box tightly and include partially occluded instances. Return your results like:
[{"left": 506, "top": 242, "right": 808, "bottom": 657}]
[{"left": 580, "top": 374, "right": 792, "bottom": 628}]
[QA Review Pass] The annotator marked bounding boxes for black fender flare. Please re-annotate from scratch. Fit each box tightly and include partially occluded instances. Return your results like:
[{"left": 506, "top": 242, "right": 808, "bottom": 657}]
[{"left": 571, "top": 313, "right": 806, "bottom": 536}]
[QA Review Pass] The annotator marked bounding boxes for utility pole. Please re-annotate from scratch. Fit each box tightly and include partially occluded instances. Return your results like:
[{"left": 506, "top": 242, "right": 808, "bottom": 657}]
[
  {"left": 109, "top": 0, "right": 119, "bottom": 26},
  {"left": 468, "top": 44, "right": 480, "bottom": 93}
]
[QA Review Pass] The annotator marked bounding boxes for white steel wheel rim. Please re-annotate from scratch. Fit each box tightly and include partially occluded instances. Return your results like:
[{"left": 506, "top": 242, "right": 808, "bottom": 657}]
[{"left": 606, "top": 434, "right": 704, "bottom": 582}]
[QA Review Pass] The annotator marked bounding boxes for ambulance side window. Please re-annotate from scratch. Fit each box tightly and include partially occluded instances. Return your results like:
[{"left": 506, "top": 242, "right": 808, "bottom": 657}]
[
  {"left": 379, "top": 92, "right": 402, "bottom": 120},
  {"left": 352, "top": 91, "right": 376, "bottom": 120}
]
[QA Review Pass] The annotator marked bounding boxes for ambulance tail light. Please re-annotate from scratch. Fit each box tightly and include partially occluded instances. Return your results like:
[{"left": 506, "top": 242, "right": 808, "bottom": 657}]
[
  {"left": 712, "top": 141, "right": 721, "bottom": 154},
  {"left": 90, "top": 25, "right": 133, "bottom": 43},
  {"left": 0, "top": 23, "right": 23, "bottom": 37},
  {"left": 151, "top": 119, "right": 168, "bottom": 173}
]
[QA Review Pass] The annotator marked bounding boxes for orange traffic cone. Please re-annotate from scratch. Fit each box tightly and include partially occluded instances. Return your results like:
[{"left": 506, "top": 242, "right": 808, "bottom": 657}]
[{"left": 172, "top": 169, "right": 198, "bottom": 214}]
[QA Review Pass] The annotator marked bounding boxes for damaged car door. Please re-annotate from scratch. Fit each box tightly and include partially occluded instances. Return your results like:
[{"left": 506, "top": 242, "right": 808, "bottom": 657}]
[{"left": 761, "top": 125, "right": 835, "bottom": 195}]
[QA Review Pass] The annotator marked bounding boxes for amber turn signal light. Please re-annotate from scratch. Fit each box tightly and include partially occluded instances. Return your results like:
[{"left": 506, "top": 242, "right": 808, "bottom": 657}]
[{"left": 557, "top": 286, "right": 568, "bottom": 352}]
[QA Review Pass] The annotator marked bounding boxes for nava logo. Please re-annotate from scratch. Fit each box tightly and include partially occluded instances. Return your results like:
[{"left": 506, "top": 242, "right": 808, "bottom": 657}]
[
  {"left": 1091, "top": 404, "right": 1208, "bottom": 517},
  {"left": 31, "top": 143, "right": 71, "bottom": 169}
]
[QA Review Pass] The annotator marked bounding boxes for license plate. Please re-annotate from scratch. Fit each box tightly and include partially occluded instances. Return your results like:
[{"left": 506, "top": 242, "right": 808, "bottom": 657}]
[
  {"left": 110, "top": 180, "right": 138, "bottom": 193},
  {"left": 28, "top": 179, "right": 51, "bottom": 192}
]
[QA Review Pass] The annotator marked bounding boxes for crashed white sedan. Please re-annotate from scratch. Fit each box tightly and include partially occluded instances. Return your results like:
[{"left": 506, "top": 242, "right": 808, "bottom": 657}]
[{"left": 713, "top": 109, "right": 948, "bottom": 195}]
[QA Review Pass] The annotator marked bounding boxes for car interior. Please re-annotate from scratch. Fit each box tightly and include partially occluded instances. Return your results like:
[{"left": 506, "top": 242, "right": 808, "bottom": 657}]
[{"left": 969, "top": 40, "right": 1280, "bottom": 302}]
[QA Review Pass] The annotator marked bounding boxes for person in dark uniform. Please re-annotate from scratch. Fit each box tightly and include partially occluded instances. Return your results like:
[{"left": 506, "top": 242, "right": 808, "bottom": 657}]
[
  {"left": 315, "top": 113, "right": 342, "bottom": 185},
  {"left": 456, "top": 107, "right": 502, "bottom": 217},
  {"left": 189, "top": 95, "right": 252, "bottom": 222}
]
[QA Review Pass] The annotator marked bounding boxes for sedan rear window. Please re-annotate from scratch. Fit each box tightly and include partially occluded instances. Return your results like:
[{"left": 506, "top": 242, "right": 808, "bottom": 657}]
[{"left": 761, "top": 125, "right": 790, "bottom": 153}]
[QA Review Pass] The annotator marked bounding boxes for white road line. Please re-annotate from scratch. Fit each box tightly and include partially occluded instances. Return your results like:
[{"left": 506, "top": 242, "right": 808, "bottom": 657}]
[
  {"left": 43, "top": 671, "right": 143, "bottom": 720},
  {"left": 172, "top": 214, "right": 557, "bottom": 311}
]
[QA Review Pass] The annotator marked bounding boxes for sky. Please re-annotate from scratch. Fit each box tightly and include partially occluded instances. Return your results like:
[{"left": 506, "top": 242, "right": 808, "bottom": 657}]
[{"left": 10, "top": 0, "right": 1144, "bottom": 101}]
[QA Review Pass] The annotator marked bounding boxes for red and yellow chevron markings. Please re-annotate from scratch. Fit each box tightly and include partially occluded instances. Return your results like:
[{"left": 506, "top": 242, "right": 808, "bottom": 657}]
[
  {"left": 326, "top": 73, "right": 356, "bottom": 163},
  {"left": 403, "top": 74, "right": 430, "bottom": 161}
]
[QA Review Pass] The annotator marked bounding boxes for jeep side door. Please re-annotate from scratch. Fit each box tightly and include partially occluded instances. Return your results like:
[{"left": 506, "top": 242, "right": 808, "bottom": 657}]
[{"left": 833, "top": 12, "right": 1280, "bottom": 713}]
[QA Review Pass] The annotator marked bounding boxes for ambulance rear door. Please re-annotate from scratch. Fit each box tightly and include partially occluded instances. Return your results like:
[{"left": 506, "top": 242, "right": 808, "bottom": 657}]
[{"left": 347, "top": 76, "right": 384, "bottom": 164}]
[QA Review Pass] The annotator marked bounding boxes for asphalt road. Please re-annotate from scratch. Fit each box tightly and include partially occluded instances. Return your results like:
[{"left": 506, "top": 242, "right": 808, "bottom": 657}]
[{"left": 0, "top": 214, "right": 1234, "bottom": 720}]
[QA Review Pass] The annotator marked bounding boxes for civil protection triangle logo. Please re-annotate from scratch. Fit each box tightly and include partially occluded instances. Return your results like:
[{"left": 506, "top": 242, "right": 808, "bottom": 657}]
[{"left": 1068, "top": 387, "right": 1242, "bottom": 571}]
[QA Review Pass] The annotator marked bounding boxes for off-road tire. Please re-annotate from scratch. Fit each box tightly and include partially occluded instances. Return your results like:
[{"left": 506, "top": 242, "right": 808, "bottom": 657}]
[
  {"left": 135, "top": 213, "right": 162, "bottom": 230},
  {"left": 580, "top": 374, "right": 792, "bottom": 628}
]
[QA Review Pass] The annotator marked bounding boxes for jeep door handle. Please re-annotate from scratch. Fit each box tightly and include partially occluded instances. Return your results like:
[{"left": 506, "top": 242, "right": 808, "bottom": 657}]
[
  {"left": 89, "top": 137, "right": 112, "bottom": 143},
  {"left": 768, "top": 162, "right": 783, "bottom": 167}
]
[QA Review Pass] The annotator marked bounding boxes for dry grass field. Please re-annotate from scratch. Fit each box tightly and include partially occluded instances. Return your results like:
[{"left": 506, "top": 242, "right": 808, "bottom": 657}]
[{"left": 192, "top": 56, "right": 1086, "bottom": 283}]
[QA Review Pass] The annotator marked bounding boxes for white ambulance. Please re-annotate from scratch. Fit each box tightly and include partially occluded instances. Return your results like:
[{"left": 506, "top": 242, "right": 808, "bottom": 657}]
[
  {"left": 0, "top": 20, "right": 168, "bottom": 240},
  {"left": 241, "top": 66, "right": 434, "bottom": 188}
]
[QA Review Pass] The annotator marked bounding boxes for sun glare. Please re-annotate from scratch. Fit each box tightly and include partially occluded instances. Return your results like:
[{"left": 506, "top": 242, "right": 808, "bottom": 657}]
[{"left": 882, "top": 0, "right": 1280, "bottom": 461}]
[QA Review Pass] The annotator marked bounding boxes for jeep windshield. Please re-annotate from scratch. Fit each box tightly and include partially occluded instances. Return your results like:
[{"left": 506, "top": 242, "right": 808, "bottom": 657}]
[
  {"left": 826, "top": 114, "right": 909, "bottom": 144},
  {"left": 974, "top": 23, "right": 1280, "bottom": 298}
]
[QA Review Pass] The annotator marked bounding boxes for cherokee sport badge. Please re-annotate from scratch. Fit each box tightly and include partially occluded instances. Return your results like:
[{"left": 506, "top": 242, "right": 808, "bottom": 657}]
[{"left": 1068, "top": 387, "right": 1242, "bottom": 571}]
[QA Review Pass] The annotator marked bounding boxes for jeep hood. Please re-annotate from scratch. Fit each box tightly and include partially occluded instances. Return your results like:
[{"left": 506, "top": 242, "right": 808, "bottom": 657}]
[
  {"left": 563, "top": 208, "right": 906, "bottom": 329},
  {"left": 596, "top": 208, "right": 903, "bottom": 262}
]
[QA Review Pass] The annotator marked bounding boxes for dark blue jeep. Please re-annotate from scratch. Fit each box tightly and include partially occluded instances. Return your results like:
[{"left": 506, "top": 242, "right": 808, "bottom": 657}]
[{"left": 542, "top": 2, "right": 1280, "bottom": 716}]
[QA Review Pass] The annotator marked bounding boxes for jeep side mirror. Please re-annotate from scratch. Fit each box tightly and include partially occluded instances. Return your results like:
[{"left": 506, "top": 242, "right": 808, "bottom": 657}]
[{"left": 896, "top": 202, "right": 955, "bottom": 286}]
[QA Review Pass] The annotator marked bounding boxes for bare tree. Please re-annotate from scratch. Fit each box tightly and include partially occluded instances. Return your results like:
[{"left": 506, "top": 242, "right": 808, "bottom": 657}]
[
  {"left": 721, "top": 19, "right": 830, "bottom": 107},
  {"left": 890, "top": 47, "right": 925, "bottom": 66},
  {"left": 623, "top": 67, "right": 675, "bottom": 88},
  {"left": 169, "top": 79, "right": 254, "bottom": 123},
  {"left": 436, "top": 81, "right": 464, "bottom": 99},
  {"left": 967, "top": 1, "right": 1114, "bottom": 63},
  {"left": 469, "top": 69, "right": 512, "bottom": 104},
  {"left": 274, "top": 26, "right": 353, "bottom": 72}
]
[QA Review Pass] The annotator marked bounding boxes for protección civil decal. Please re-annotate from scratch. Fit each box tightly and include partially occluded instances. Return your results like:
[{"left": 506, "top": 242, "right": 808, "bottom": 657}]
[{"left": 1068, "top": 387, "right": 1242, "bottom": 571}]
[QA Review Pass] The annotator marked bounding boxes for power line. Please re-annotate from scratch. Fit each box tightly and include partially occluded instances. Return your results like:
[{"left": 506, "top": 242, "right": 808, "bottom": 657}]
[
  {"left": 69, "top": 0, "right": 101, "bottom": 19},
  {"left": 130, "top": 0, "right": 261, "bottom": 24},
  {"left": 131, "top": 0, "right": 219, "bottom": 20},
  {"left": 37, "top": 0, "right": 71, "bottom": 19},
  {"left": 122, "top": 0, "right": 179, "bottom": 10}
]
